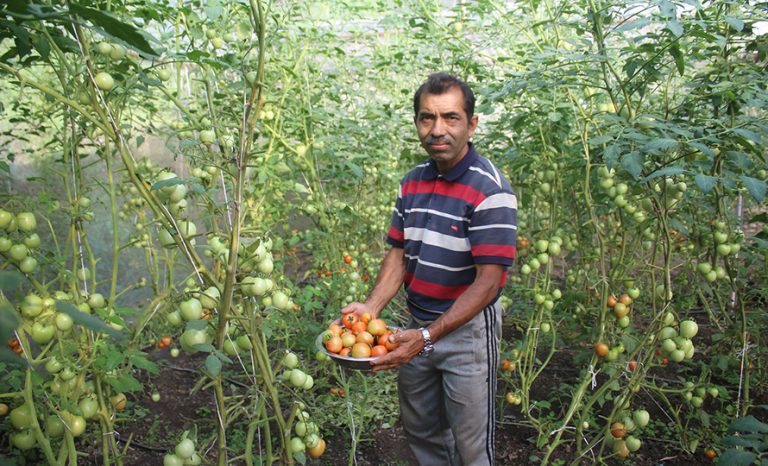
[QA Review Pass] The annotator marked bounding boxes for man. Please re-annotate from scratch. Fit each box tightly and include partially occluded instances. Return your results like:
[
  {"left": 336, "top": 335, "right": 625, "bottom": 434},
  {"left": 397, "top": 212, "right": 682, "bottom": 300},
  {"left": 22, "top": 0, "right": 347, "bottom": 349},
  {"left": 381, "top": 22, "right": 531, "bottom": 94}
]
[{"left": 341, "top": 72, "right": 517, "bottom": 465}]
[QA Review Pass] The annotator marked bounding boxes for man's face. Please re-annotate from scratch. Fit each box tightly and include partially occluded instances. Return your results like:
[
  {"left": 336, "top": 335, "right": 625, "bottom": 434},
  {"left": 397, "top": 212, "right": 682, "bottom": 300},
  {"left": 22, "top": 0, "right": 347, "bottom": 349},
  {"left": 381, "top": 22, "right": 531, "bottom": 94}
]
[{"left": 414, "top": 86, "right": 478, "bottom": 173}]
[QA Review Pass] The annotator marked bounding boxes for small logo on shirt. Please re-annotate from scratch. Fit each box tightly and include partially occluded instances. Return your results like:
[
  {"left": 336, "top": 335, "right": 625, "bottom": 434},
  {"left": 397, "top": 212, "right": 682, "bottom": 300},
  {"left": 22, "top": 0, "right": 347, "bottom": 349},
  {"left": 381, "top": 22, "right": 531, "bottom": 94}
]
[{"left": 450, "top": 224, "right": 459, "bottom": 232}]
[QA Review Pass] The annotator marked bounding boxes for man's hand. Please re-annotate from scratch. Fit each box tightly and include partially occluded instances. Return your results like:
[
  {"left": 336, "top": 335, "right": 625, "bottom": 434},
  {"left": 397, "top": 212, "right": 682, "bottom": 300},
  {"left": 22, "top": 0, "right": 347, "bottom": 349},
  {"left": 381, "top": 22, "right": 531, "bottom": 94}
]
[{"left": 370, "top": 328, "right": 424, "bottom": 372}]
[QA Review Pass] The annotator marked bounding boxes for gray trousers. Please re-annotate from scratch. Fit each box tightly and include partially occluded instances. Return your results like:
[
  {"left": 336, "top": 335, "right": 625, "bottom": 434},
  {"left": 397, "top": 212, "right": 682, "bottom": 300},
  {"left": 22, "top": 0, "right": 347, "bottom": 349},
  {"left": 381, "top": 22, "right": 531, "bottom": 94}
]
[{"left": 398, "top": 300, "right": 502, "bottom": 466}]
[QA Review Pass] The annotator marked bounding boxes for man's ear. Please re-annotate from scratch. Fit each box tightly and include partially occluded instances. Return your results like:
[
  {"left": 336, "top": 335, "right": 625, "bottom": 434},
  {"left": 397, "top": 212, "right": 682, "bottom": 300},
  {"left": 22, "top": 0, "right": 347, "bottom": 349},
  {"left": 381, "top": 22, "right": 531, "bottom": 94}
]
[{"left": 468, "top": 114, "right": 479, "bottom": 137}]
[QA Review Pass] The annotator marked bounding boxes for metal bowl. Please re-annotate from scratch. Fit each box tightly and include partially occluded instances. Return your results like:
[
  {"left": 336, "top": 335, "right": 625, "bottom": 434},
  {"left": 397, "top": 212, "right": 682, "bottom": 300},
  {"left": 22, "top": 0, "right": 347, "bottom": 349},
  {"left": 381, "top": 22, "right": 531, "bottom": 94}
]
[{"left": 314, "top": 331, "right": 394, "bottom": 371}]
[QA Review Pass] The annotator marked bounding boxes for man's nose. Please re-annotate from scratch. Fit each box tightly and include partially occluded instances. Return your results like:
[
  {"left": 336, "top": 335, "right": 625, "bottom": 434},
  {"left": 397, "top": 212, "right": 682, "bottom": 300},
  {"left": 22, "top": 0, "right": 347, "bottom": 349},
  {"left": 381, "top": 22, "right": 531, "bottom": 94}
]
[{"left": 430, "top": 118, "right": 446, "bottom": 137}]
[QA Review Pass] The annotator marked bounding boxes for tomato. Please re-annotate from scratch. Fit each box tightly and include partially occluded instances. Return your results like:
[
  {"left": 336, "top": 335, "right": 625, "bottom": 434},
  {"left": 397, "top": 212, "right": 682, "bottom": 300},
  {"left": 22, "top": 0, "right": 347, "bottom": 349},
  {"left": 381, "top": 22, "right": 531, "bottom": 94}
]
[
  {"left": 46, "top": 414, "right": 66, "bottom": 437},
  {"left": 384, "top": 330, "right": 400, "bottom": 351},
  {"left": 111, "top": 393, "right": 127, "bottom": 411},
  {"left": 0, "top": 403, "right": 8, "bottom": 416},
  {"left": 327, "top": 323, "right": 343, "bottom": 336},
  {"left": 200, "top": 130, "right": 215, "bottom": 144},
  {"left": 289, "top": 369, "right": 307, "bottom": 388},
  {"left": 157, "top": 68, "right": 171, "bottom": 82},
  {"left": 343, "top": 254, "right": 353, "bottom": 264},
  {"left": 307, "top": 438, "right": 326, "bottom": 458},
  {"left": 325, "top": 336, "right": 342, "bottom": 353},
  {"left": 625, "top": 435, "right": 641, "bottom": 452},
  {"left": 606, "top": 295, "right": 617, "bottom": 308},
  {"left": 63, "top": 412, "right": 86, "bottom": 437},
  {"left": 350, "top": 321, "right": 367, "bottom": 335},
  {"left": 283, "top": 352, "right": 299, "bottom": 369},
  {"left": 55, "top": 312, "right": 74, "bottom": 331},
  {"left": 705, "top": 449, "right": 716, "bottom": 460},
  {"left": 505, "top": 392, "right": 521, "bottom": 405},
  {"left": 9, "top": 243, "right": 28, "bottom": 261},
  {"left": 351, "top": 342, "right": 371, "bottom": 358},
  {"left": 342, "top": 313, "right": 358, "bottom": 329},
  {"left": 340, "top": 332, "right": 356, "bottom": 348},
  {"left": 355, "top": 331, "right": 374, "bottom": 346},
  {"left": 12, "top": 429, "right": 36, "bottom": 450},
  {"left": 87, "top": 292, "right": 106, "bottom": 309},
  {"left": 180, "top": 298, "right": 203, "bottom": 321},
  {"left": 175, "top": 438, "right": 196, "bottom": 459},
  {"left": 610, "top": 422, "right": 626, "bottom": 438},
  {"left": 79, "top": 396, "right": 99, "bottom": 419},
  {"left": 16, "top": 212, "right": 36, "bottom": 232},
  {"left": 627, "top": 360, "right": 637, "bottom": 372},
  {"left": 151, "top": 392, "right": 161, "bottom": 402},
  {"left": 164, "top": 453, "right": 185, "bottom": 466},
  {"left": 679, "top": 320, "right": 698, "bottom": 339},
  {"left": 594, "top": 342, "right": 609, "bottom": 357},
  {"left": 94, "top": 72, "right": 115, "bottom": 91},
  {"left": 31, "top": 322, "right": 56, "bottom": 344},
  {"left": 360, "top": 312, "right": 373, "bottom": 324},
  {"left": 371, "top": 345, "right": 388, "bottom": 357},
  {"left": 367, "top": 318, "right": 387, "bottom": 336},
  {"left": 613, "top": 302, "right": 629, "bottom": 319},
  {"left": 0, "top": 209, "right": 12, "bottom": 229},
  {"left": 10, "top": 403, "right": 34, "bottom": 429},
  {"left": 612, "top": 439, "right": 630, "bottom": 459},
  {"left": 23, "top": 233, "right": 40, "bottom": 250},
  {"left": 339, "top": 347, "right": 351, "bottom": 357},
  {"left": 109, "top": 44, "right": 126, "bottom": 60}
]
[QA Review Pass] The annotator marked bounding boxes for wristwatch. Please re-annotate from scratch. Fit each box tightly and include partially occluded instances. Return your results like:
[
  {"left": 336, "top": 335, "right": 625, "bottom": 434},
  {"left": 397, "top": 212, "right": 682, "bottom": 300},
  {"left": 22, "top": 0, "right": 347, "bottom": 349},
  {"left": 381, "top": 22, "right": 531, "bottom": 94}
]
[{"left": 418, "top": 327, "right": 434, "bottom": 357}]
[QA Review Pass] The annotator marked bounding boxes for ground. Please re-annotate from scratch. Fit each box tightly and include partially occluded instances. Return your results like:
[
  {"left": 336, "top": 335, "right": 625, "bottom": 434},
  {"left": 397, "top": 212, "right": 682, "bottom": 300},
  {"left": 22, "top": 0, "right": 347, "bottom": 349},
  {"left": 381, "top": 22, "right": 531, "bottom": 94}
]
[{"left": 70, "top": 349, "right": 732, "bottom": 466}]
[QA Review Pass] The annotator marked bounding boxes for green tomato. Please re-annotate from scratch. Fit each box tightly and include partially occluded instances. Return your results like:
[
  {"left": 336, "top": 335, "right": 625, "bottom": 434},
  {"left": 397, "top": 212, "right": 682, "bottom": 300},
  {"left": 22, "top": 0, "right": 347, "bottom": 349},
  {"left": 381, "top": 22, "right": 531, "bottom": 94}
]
[
  {"left": 12, "top": 429, "right": 36, "bottom": 450},
  {"left": 175, "top": 438, "right": 196, "bottom": 459},
  {"left": 79, "top": 396, "right": 99, "bottom": 419},
  {"left": 164, "top": 453, "right": 185, "bottom": 466},
  {"left": 632, "top": 409, "right": 649, "bottom": 428},
  {"left": 9, "top": 243, "right": 28, "bottom": 261},
  {"left": 94, "top": 72, "right": 115, "bottom": 91},
  {"left": 289, "top": 437, "right": 306, "bottom": 453},
  {"left": 625, "top": 435, "right": 641, "bottom": 452},
  {"left": 19, "top": 256, "right": 38, "bottom": 273},
  {"left": 87, "top": 293, "right": 106, "bottom": 309},
  {"left": 289, "top": 369, "right": 307, "bottom": 388},
  {"left": 10, "top": 404, "right": 34, "bottom": 429},
  {"left": 179, "top": 298, "right": 203, "bottom": 321},
  {"left": 109, "top": 43, "right": 125, "bottom": 60},
  {"left": 45, "top": 357, "right": 64, "bottom": 374},
  {"left": 151, "top": 392, "right": 161, "bottom": 402},
  {"left": 31, "top": 322, "right": 56, "bottom": 344},
  {"left": 283, "top": 352, "right": 299, "bottom": 369},
  {"left": 20, "top": 293, "right": 43, "bottom": 318},
  {"left": 63, "top": 412, "right": 86, "bottom": 436},
  {"left": 23, "top": 233, "right": 41, "bottom": 249},
  {"left": 0, "top": 209, "right": 12, "bottom": 229},
  {"left": 679, "top": 320, "right": 698, "bottom": 339},
  {"left": 16, "top": 212, "right": 36, "bottom": 232},
  {"left": 167, "top": 310, "right": 182, "bottom": 326},
  {"left": 46, "top": 414, "right": 66, "bottom": 437},
  {"left": 200, "top": 130, "right": 216, "bottom": 144},
  {"left": 0, "top": 236, "right": 12, "bottom": 251}
]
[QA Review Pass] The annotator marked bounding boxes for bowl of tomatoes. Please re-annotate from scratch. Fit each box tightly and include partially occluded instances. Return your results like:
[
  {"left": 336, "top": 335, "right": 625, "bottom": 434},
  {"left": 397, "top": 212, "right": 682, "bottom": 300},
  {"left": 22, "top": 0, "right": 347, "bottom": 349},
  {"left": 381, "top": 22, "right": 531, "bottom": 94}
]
[{"left": 316, "top": 314, "right": 401, "bottom": 371}]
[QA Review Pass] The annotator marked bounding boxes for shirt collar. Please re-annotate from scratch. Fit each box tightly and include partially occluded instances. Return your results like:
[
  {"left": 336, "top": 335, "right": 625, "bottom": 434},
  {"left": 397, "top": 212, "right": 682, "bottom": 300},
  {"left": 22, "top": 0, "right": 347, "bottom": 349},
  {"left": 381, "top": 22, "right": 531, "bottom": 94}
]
[{"left": 422, "top": 142, "right": 478, "bottom": 181}]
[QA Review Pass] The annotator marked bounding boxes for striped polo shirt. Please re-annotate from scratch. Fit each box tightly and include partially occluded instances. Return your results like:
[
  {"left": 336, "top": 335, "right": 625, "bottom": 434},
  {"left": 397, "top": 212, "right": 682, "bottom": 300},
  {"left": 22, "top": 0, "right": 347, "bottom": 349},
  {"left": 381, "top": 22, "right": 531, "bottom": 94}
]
[{"left": 386, "top": 143, "right": 517, "bottom": 321}]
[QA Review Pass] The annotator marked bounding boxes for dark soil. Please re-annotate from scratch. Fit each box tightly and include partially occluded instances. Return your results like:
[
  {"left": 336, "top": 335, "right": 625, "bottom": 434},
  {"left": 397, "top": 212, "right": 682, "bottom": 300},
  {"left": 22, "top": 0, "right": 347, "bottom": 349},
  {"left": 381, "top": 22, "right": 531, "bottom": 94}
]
[{"left": 72, "top": 348, "right": 741, "bottom": 466}]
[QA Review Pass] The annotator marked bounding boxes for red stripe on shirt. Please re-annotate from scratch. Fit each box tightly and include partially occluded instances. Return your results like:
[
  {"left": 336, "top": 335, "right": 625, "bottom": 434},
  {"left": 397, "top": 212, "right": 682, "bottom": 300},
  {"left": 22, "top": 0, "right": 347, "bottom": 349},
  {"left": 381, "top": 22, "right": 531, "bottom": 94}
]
[
  {"left": 388, "top": 226, "right": 404, "bottom": 243},
  {"left": 407, "top": 276, "right": 469, "bottom": 300},
  {"left": 472, "top": 244, "right": 517, "bottom": 259},
  {"left": 402, "top": 179, "right": 487, "bottom": 205}
]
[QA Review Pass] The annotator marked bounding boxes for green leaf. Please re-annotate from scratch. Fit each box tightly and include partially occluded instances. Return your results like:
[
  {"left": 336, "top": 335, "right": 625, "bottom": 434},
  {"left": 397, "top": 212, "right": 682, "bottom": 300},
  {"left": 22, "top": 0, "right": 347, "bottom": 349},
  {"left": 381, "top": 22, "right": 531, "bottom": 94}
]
[
  {"left": 694, "top": 174, "right": 718, "bottom": 193},
  {"left": 666, "top": 20, "right": 683, "bottom": 37},
  {"left": 192, "top": 343, "right": 215, "bottom": 353},
  {"left": 186, "top": 320, "right": 209, "bottom": 331},
  {"left": 641, "top": 166, "right": 685, "bottom": 183},
  {"left": 741, "top": 176, "right": 766, "bottom": 202},
  {"left": 669, "top": 44, "right": 684, "bottom": 75},
  {"left": 730, "top": 415, "right": 768, "bottom": 434},
  {"left": 719, "top": 449, "right": 756, "bottom": 466},
  {"left": 151, "top": 177, "right": 184, "bottom": 191},
  {"left": 127, "top": 350, "right": 159, "bottom": 375},
  {"left": 0, "top": 305, "right": 20, "bottom": 341},
  {"left": 56, "top": 302, "right": 125, "bottom": 340},
  {"left": 621, "top": 152, "right": 644, "bottom": 179},
  {"left": 613, "top": 18, "right": 650, "bottom": 33},
  {"left": 642, "top": 138, "right": 678, "bottom": 153},
  {"left": 107, "top": 373, "right": 143, "bottom": 392},
  {"left": 723, "top": 435, "right": 762, "bottom": 450},
  {"left": 69, "top": 4, "right": 157, "bottom": 57},
  {"left": 205, "top": 354, "right": 221, "bottom": 376},
  {"left": 724, "top": 15, "right": 745, "bottom": 32},
  {"left": 0, "top": 271, "right": 23, "bottom": 292}
]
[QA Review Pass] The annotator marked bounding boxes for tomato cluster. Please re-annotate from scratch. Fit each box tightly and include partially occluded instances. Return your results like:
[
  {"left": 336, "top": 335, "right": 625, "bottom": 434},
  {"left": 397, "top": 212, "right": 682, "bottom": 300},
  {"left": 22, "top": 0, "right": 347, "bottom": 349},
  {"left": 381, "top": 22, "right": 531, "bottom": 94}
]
[{"left": 322, "top": 313, "right": 400, "bottom": 358}]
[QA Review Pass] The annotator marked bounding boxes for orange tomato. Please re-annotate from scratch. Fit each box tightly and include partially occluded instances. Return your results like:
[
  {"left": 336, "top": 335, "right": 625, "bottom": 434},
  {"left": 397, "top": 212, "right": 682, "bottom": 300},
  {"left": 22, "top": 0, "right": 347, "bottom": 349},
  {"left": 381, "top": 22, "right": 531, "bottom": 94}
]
[
  {"left": 350, "top": 342, "right": 371, "bottom": 358},
  {"left": 607, "top": 295, "right": 617, "bottom": 308},
  {"left": 356, "top": 331, "right": 374, "bottom": 346},
  {"left": 367, "top": 318, "right": 387, "bottom": 336},
  {"left": 500, "top": 359, "right": 513, "bottom": 372},
  {"left": 370, "top": 345, "right": 388, "bottom": 357},
  {"left": 342, "top": 313, "right": 358, "bottom": 330},
  {"left": 384, "top": 330, "right": 400, "bottom": 351},
  {"left": 627, "top": 360, "right": 638, "bottom": 372},
  {"left": 595, "top": 342, "right": 609, "bottom": 357},
  {"left": 328, "top": 323, "right": 343, "bottom": 336},
  {"left": 350, "top": 321, "right": 367, "bottom": 335},
  {"left": 360, "top": 312, "right": 373, "bottom": 324},
  {"left": 339, "top": 347, "right": 351, "bottom": 357},
  {"left": 610, "top": 422, "right": 626, "bottom": 438},
  {"left": 619, "top": 294, "right": 632, "bottom": 306},
  {"left": 705, "top": 449, "right": 716, "bottom": 460},
  {"left": 343, "top": 255, "right": 353, "bottom": 264},
  {"left": 161, "top": 336, "right": 172, "bottom": 346},
  {"left": 325, "top": 336, "right": 343, "bottom": 353},
  {"left": 308, "top": 438, "right": 326, "bottom": 458}
]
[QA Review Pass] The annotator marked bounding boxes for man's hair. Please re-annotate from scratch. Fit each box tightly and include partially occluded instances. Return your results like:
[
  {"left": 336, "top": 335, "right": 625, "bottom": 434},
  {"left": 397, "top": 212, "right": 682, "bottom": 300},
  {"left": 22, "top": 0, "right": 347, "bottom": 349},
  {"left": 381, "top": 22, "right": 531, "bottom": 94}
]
[{"left": 413, "top": 72, "right": 475, "bottom": 120}]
